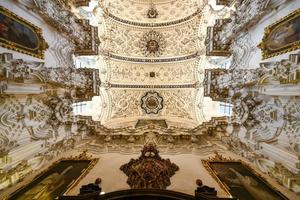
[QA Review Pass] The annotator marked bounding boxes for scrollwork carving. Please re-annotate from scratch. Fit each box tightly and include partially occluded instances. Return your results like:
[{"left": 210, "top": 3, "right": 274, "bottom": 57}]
[{"left": 120, "top": 144, "right": 179, "bottom": 189}]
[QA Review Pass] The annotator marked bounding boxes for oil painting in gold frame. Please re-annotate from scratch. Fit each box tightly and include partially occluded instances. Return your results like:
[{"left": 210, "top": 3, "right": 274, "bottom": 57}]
[
  {"left": 0, "top": 6, "right": 48, "bottom": 59},
  {"left": 202, "top": 153, "right": 288, "bottom": 200},
  {"left": 7, "top": 152, "right": 98, "bottom": 200},
  {"left": 259, "top": 8, "right": 300, "bottom": 59}
]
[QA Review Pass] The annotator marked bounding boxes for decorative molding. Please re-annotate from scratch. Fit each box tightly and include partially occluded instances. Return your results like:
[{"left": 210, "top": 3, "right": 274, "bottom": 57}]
[
  {"left": 105, "top": 0, "right": 201, "bottom": 25},
  {"left": 0, "top": 6, "right": 48, "bottom": 59},
  {"left": 202, "top": 153, "right": 288, "bottom": 199},
  {"left": 216, "top": 0, "right": 233, "bottom": 6},
  {"left": 203, "top": 51, "right": 300, "bottom": 97},
  {"left": 106, "top": 53, "right": 199, "bottom": 63},
  {"left": 107, "top": 58, "right": 198, "bottom": 85},
  {"left": 101, "top": 17, "right": 199, "bottom": 58},
  {"left": 33, "top": 0, "right": 99, "bottom": 55},
  {"left": 140, "top": 30, "right": 166, "bottom": 57},
  {"left": 259, "top": 8, "right": 300, "bottom": 59},
  {"left": 108, "top": 9, "right": 201, "bottom": 27},
  {"left": 141, "top": 91, "right": 164, "bottom": 114},
  {"left": 0, "top": 53, "right": 100, "bottom": 101},
  {"left": 147, "top": 4, "right": 158, "bottom": 19},
  {"left": 75, "top": 115, "right": 228, "bottom": 135},
  {"left": 7, "top": 151, "right": 99, "bottom": 199},
  {"left": 73, "top": 115, "right": 229, "bottom": 154},
  {"left": 205, "top": 19, "right": 232, "bottom": 57},
  {"left": 109, "top": 89, "right": 195, "bottom": 120},
  {"left": 109, "top": 83, "right": 197, "bottom": 89},
  {"left": 203, "top": 69, "right": 229, "bottom": 102},
  {"left": 70, "top": 0, "right": 90, "bottom": 8},
  {"left": 205, "top": 0, "right": 276, "bottom": 57}
]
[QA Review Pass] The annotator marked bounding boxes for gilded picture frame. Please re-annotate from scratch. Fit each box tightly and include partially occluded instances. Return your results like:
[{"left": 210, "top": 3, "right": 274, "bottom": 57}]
[
  {"left": 0, "top": 6, "right": 48, "bottom": 59},
  {"left": 259, "top": 8, "right": 300, "bottom": 59},
  {"left": 6, "top": 151, "right": 98, "bottom": 200},
  {"left": 202, "top": 153, "right": 288, "bottom": 200}
]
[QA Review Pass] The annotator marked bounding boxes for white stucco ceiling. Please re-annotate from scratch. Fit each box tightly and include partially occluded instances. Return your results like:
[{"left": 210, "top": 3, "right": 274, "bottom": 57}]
[{"left": 74, "top": 0, "right": 229, "bottom": 128}]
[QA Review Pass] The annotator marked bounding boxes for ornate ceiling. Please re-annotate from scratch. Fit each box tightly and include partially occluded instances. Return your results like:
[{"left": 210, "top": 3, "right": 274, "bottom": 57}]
[
  {"left": 75, "top": 0, "right": 225, "bottom": 128},
  {"left": 107, "top": 59, "right": 198, "bottom": 85},
  {"left": 105, "top": 0, "right": 201, "bottom": 24},
  {"left": 101, "top": 15, "right": 200, "bottom": 58}
]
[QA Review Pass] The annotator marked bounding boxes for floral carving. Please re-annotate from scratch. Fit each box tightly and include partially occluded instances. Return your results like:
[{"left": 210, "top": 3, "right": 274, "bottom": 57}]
[
  {"left": 147, "top": 6, "right": 158, "bottom": 19},
  {"left": 141, "top": 91, "right": 163, "bottom": 114},
  {"left": 120, "top": 144, "right": 179, "bottom": 189},
  {"left": 140, "top": 30, "right": 166, "bottom": 57}
]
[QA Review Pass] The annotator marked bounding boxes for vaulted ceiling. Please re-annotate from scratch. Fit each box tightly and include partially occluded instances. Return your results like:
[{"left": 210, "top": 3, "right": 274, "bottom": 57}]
[{"left": 76, "top": 0, "right": 224, "bottom": 128}]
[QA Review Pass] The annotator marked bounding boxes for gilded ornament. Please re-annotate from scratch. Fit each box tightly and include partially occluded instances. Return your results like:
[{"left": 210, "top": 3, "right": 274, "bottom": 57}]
[
  {"left": 202, "top": 153, "right": 288, "bottom": 200},
  {"left": 7, "top": 151, "right": 98, "bottom": 200},
  {"left": 259, "top": 9, "right": 300, "bottom": 59},
  {"left": 0, "top": 6, "right": 48, "bottom": 59},
  {"left": 120, "top": 144, "right": 179, "bottom": 189}
]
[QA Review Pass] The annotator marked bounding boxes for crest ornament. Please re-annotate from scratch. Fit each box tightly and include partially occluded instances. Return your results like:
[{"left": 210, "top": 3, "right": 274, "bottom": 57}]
[
  {"left": 147, "top": 5, "right": 158, "bottom": 19},
  {"left": 141, "top": 91, "right": 163, "bottom": 114},
  {"left": 140, "top": 30, "right": 166, "bottom": 57},
  {"left": 120, "top": 144, "right": 179, "bottom": 189}
]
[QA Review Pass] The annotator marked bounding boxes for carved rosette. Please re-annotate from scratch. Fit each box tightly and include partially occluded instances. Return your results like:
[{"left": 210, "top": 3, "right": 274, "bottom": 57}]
[
  {"left": 120, "top": 144, "right": 179, "bottom": 189},
  {"left": 140, "top": 30, "right": 166, "bottom": 57},
  {"left": 141, "top": 91, "right": 163, "bottom": 114}
]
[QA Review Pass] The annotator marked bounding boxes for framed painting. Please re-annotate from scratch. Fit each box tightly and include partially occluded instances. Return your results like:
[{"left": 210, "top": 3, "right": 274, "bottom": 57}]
[
  {"left": 0, "top": 6, "right": 48, "bottom": 59},
  {"left": 259, "top": 8, "right": 300, "bottom": 59},
  {"left": 202, "top": 153, "right": 288, "bottom": 200},
  {"left": 7, "top": 152, "right": 98, "bottom": 200}
]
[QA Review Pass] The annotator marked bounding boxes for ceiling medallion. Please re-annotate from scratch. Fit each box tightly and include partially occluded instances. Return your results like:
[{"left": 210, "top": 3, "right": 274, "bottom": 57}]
[
  {"left": 120, "top": 144, "right": 179, "bottom": 189},
  {"left": 141, "top": 91, "right": 163, "bottom": 114},
  {"left": 140, "top": 30, "right": 166, "bottom": 57}
]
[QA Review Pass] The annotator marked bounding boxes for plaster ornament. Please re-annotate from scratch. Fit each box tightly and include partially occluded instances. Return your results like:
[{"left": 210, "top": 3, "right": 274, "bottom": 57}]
[
  {"left": 120, "top": 144, "right": 179, "bottom": 189},
  {"left": 141, "top": 91, "right": 163, "bottom": 114},
  {"left": 147, "top": 5, "right": 158, "bottom": 19},
  {"left": 106, "top": 0, "right": 200, "bottom": 24},
  {"left": 140, "top": 30, "right": 166, "bottom": 57}
]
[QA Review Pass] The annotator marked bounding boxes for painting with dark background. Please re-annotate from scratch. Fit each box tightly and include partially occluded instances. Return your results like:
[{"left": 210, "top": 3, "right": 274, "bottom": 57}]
[
  {"left": 259, "top": 8, "right": 300, "bottom": 59},
  {"left": 8, "top": 160, "right": 93, "bottom": 200},
  {"left": 0, "top": 6, "right": 48, "bottom": 58},
  {"left": 208, "top": 162, "right": 288, "bottom": 200}
]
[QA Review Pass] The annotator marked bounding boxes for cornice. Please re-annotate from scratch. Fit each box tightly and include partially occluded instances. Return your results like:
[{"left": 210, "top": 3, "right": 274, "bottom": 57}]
[
  {"left": 107, "top": 9, "right": 201, "bottom": 28},
  {"left": 109, "top": 83, "right": 197, "bottom": 89},
  {"left": 105, "top": 52, "right": 199, "bottom": 63}
]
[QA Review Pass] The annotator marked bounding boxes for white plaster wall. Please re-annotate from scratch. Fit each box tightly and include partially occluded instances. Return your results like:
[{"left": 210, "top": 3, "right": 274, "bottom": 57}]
[
  {"left": 1, "top": 150, "right": 298, "bottom": 199},
  {"left": 64, "top": 151, "right": 299, "bottom": 199},
  {"left": 0, "top": 1, "right": 74, "bottom": 68},
  {"left": 66, "top": 153, "right": 230, "bottom": 197},
  {"left": 245, "top": 0, "right": 300, "bottom": 68},
  {"left": 66, "top": 152, "right": 299, "bottom": 199}
]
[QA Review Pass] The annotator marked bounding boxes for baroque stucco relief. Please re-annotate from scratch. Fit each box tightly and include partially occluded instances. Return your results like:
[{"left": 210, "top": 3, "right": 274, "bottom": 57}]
[
  {"left": 108, "top": 89, "right": 196, "bottom": 122},
  {"left": 107, "top": 59, "right": 198, "bottom": 85},
  {"left": 101, "top": 16, "right": 200, "bottom": 58},
  {"left": 105, "top": 0, "right": 201, "bottom": 24}
]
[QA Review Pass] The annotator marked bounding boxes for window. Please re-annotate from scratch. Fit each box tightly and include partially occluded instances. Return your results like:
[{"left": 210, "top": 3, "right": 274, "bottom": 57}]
[
  {"left": 72, "top": 102, "right": 87, "bottom": 115},
  {"left": 219, "top": 102, "right": 233, "bottom": 116},
  {"left": 220, "top": 60, "right": 231, "bottom": 69}
]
